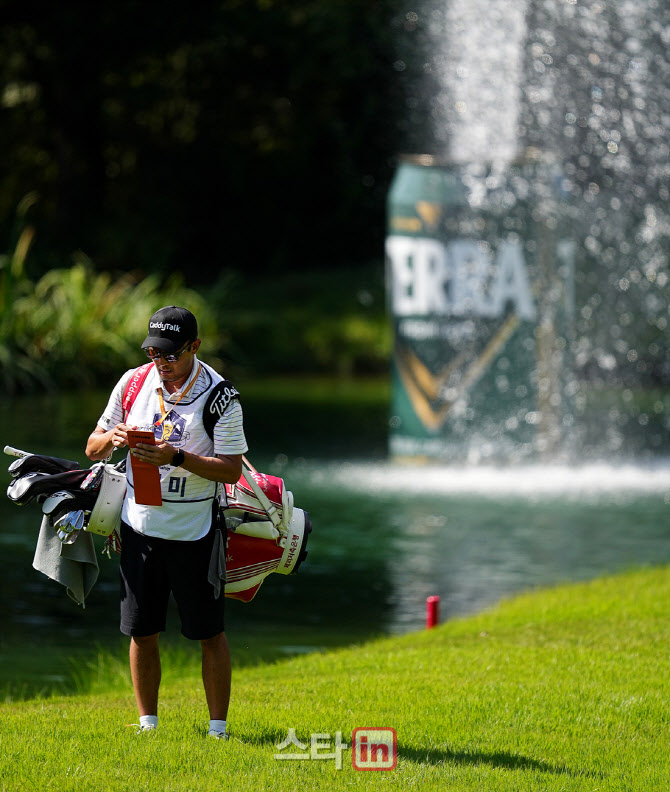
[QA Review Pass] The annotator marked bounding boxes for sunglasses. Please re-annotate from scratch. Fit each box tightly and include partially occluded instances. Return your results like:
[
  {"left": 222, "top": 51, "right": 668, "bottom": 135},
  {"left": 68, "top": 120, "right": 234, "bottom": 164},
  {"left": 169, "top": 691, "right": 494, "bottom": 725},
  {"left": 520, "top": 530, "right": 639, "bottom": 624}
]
[{"left": 144, "top": 342, "right": 192, "bottom": 362}]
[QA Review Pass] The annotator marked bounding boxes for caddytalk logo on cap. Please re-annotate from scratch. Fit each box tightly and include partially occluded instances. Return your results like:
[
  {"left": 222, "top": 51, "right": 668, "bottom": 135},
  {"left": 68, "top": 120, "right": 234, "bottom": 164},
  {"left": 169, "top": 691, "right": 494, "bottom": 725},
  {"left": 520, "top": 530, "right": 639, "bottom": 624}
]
[{"left": 150, "top": 322, "right": 180, "bottom": 331}]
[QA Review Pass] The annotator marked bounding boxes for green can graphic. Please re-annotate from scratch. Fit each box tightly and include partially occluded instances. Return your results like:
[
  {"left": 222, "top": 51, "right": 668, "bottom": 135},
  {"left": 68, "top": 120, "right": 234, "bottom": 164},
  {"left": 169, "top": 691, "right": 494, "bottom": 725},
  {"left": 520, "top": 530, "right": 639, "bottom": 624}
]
[{"left": 386, "top": 153, "right": 574, "bottom": 463}]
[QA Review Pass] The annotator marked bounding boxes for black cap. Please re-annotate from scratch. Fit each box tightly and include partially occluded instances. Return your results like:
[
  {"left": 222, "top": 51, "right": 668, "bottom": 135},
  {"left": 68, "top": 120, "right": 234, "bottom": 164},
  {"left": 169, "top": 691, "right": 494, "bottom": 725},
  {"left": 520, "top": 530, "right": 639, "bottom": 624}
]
[{"left": 141, "top": 306, "right": 198, "bottom": 353}]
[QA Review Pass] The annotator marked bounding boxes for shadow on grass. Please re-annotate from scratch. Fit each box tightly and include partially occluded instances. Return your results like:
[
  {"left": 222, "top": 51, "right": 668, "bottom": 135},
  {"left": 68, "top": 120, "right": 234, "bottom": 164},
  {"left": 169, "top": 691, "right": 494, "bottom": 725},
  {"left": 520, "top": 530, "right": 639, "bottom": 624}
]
[
  {"left": 400, "top": 745, "right": 606, "bottom": 779},
  {"left": 216, "top": 730, "right": 605, "bottom": 780}
]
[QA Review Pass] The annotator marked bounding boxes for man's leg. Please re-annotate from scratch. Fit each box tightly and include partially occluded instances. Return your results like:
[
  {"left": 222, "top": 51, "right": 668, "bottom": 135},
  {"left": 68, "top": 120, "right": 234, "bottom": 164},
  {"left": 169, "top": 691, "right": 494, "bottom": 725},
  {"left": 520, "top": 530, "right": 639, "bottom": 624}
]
[
  {"left": 201, "top": 630, "right": 231, "bottom": 720},
  {"left": 129, "top": 633, "right": 161, "bottom": 716}
]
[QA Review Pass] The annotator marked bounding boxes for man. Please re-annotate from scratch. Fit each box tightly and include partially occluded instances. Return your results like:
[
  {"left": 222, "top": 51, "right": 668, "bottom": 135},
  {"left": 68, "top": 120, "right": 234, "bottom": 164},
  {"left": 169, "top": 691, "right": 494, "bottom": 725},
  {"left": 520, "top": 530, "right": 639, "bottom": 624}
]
[{"left": 86, "top": 306, "right": 247, "bottom": 740}]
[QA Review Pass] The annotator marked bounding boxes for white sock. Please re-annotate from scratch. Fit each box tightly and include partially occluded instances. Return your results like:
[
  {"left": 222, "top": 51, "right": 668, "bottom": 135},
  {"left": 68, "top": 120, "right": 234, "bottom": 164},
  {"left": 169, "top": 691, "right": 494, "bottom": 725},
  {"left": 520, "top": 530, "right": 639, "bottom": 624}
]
[
  {"left": 208, "top": 719, "right": 227, "bottom": 735},
  {"left": 139, "top": 715, "right": 158, "bottom": 730}
]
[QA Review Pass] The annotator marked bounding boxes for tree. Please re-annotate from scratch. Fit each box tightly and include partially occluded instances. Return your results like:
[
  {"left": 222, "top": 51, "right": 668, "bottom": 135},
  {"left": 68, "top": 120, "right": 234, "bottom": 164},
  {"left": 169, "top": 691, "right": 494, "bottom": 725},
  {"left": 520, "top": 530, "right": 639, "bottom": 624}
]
[{"left": 0, "top": 1, "right": 433, "bottom": 279}]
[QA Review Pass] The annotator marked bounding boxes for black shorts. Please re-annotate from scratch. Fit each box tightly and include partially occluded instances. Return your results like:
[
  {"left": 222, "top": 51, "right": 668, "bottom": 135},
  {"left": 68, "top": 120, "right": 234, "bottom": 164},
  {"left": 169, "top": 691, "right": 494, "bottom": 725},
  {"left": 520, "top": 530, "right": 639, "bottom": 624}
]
[{"left": 119, "top": 520, "right": 225, "bottom": 640}]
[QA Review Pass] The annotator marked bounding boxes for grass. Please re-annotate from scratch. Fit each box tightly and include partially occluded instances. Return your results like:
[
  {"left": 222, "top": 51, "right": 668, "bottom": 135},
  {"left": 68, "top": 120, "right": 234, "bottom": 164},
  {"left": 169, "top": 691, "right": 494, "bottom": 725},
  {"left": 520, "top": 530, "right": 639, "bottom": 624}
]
[{"left": 2, "top": 565, "right": 670, "bottom": 791}]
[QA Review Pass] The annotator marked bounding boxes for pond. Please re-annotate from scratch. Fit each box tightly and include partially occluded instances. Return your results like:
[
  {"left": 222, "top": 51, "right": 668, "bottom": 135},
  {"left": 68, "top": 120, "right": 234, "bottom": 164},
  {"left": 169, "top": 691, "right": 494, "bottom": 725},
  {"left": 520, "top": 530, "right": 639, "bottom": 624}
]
[{"left": 1, "top": 381, "right": 669, "bottom": 695}]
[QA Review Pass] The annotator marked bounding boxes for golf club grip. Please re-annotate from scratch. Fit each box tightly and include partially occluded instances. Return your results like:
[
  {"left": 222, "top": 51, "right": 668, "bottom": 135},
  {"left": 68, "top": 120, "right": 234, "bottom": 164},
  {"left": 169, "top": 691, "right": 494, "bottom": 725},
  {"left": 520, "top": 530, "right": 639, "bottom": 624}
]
[{"left": 3, "top": 445, "right": 31, "bottom": 458}]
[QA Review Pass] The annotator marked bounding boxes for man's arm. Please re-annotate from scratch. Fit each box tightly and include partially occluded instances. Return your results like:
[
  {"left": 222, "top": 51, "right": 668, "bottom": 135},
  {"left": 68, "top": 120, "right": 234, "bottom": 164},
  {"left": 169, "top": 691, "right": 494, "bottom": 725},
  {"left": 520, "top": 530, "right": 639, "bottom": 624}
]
[
  {"left": 87, "top": 425, "right": 242, "bottom": 484},
  {"left": 177, "top": 450, "right": 243, "bottom": 485},
  {"left": 86, "top": 423, "right": 134, "bottom": 461},
  {"left": 129, "top": 441, "right": 243, "bottom": 484},
  {"left": 86, "top": 370, "right": 133, "bottom": 461}
]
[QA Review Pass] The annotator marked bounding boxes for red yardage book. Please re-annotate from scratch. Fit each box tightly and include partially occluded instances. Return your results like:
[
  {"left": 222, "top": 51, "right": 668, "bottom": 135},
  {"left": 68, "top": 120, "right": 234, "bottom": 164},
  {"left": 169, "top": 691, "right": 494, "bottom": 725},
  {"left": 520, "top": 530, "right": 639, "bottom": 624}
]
[{"left": 127, "top": 430, "right": 163, "bottom": 506}]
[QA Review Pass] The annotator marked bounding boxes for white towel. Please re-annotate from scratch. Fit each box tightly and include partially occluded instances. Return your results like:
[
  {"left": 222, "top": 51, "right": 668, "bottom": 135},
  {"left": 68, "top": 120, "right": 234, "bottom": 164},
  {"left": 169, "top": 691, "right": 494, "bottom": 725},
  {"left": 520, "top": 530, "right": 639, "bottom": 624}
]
[{"left": 32, "top": 516, "right": 99, "bottom": 607}]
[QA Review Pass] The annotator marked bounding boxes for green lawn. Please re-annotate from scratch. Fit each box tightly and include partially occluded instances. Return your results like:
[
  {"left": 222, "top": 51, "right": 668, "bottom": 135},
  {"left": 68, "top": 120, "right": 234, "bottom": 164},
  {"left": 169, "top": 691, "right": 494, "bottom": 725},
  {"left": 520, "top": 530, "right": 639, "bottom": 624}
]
[{"left": 2, "top": 565, "right": 670, "bottom": 791}]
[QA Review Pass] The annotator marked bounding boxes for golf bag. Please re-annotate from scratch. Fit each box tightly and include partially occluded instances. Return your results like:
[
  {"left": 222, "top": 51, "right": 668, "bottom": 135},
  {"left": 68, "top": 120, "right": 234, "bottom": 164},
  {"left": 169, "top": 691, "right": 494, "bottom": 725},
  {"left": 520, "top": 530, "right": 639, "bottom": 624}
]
[
  {"left": 4, "top": 446, "right": 311, "bottom": 602},
  {"left": 222, "top": 468, "right": 311, "bottom": 601}
]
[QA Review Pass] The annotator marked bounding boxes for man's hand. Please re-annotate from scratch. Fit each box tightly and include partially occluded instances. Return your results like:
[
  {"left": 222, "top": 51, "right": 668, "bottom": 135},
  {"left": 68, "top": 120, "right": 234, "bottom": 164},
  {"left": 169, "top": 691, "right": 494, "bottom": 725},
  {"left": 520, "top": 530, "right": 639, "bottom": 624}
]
[
  {"left": 130, "top": 441, "right": 175, "bottom": 467},
  {"left": 111, "top": 423, "right": 135, "bottom": 450},
  {"left": 86, "top": 422, "right": 137, "bottom": 461}
]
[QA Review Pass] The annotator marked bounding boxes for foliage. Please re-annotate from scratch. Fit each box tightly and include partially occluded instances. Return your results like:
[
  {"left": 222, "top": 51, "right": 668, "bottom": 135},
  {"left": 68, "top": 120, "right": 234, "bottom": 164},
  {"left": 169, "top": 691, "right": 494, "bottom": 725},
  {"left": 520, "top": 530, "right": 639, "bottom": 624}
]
[
  {"left": 0, "top": 217, "right": 391, "bottom": 392},
  {"left": 1, "top": 565, "right": 670, "bottom": 790},
  {"left": 218, "top": 265, "right": 391, "bottom": 378},
  {"left": 0, "top": 1, "right": 436, "bottom": 280},
  {"left": 0, "top": 222, "right": 221, "bottom": 393},
  {"left": 0, "top": 197, "right": 51, "bottom": 392}
]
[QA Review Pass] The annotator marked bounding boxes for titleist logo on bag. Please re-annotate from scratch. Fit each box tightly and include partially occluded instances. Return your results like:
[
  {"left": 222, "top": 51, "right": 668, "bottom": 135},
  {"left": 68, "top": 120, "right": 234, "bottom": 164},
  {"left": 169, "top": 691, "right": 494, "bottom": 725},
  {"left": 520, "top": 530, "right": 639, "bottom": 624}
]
[{"left": 208, "top": 384, "right": 240, "bottom": 418}]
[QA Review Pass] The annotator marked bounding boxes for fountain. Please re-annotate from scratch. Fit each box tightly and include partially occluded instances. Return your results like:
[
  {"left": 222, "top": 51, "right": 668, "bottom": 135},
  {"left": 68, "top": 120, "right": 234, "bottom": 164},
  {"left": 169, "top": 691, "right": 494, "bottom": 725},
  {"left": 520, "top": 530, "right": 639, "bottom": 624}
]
[
  {"left": 2, "top": 4, "right": 670, "bottom": 685},
  {"left": 386, "top": 0, "right": 670, "bottom": 464}
]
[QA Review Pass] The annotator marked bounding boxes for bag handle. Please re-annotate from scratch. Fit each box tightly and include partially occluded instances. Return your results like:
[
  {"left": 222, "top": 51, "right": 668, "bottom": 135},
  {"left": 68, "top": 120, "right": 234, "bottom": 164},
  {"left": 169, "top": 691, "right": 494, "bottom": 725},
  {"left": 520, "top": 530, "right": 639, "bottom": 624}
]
[{"left": 239, "top": 456, "right": 282, "bottom": 529}]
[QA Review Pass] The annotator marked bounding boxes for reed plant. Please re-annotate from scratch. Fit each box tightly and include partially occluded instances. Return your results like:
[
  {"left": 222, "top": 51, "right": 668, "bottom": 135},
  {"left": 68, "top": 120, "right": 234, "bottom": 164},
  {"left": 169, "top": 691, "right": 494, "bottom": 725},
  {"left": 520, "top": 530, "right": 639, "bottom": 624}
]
[
  {"left": 0, "top": 199, "right": 50, "bottom": 392},
  {"left": 0, "top": 217, "right": 219, "bottom": 393}
]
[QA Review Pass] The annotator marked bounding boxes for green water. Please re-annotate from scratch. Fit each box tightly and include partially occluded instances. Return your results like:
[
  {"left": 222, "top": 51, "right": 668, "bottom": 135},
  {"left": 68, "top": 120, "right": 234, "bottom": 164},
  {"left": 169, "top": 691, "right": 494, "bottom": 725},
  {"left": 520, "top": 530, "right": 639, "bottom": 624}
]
[{"left": 1, "top": 381, "right": 669, "bottom": 697}]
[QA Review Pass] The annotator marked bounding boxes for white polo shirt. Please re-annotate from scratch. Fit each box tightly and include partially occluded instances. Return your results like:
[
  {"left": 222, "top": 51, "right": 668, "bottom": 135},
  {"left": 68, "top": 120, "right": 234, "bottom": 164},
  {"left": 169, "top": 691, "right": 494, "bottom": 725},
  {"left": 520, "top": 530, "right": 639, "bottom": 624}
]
[{"left": 97, "top": 357, "right": 248, "bottom": 541}]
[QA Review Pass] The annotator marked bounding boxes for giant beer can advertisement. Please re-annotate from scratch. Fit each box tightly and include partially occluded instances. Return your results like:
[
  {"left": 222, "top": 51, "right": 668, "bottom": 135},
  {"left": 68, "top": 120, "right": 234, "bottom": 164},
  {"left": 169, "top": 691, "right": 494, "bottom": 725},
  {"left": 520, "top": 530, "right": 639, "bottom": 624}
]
[{"left": 386, "top": 154, "right": 574, "bottom": 463}]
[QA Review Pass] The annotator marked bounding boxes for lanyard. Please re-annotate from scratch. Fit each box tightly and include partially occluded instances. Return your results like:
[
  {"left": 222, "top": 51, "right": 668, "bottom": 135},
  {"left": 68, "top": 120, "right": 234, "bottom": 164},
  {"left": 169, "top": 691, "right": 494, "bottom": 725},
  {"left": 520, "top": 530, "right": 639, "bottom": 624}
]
[{"left": 155, "top": 363, "right": 201, "bottom": 440}]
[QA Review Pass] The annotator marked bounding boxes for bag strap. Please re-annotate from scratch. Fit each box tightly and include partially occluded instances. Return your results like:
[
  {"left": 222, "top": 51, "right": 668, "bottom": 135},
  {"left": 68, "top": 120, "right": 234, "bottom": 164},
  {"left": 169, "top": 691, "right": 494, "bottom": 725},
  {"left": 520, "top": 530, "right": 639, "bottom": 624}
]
[
  {"left": 240, "top": 456, "right": 282, "bottom": 529},
  {"left": 121, "top": 363, "right": 153, "bottom": 423}
]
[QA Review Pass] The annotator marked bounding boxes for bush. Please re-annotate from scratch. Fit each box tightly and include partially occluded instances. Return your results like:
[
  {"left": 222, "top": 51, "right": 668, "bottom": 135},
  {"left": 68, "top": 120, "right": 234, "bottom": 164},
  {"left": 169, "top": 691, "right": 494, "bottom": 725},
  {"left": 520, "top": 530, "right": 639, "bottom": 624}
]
[
  {"left": 0, "top": 222, "right": 391, "bottom": 392},
  {"left": 0, "top": 225, "right": 221, "bottom": 392}
]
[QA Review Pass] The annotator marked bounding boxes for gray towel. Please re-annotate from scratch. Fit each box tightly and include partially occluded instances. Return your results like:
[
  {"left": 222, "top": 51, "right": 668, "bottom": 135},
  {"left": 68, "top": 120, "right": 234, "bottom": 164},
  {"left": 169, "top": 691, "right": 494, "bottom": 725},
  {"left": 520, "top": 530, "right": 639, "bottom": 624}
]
[
  {"left": 207, "top": 528, "right": 227, "bottom": 599},
  {"left": 32, "top": 516, "right": 99, "bottom": 607}
]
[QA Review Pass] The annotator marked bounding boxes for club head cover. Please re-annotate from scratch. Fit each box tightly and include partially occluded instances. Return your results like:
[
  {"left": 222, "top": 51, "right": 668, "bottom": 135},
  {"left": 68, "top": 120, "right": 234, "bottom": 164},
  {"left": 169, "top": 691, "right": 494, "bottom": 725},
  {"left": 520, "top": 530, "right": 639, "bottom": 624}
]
[
  {"left": 7, "top": 468, "right": 90, "bottom": 506},
  {"left": 8, "top": 454, "right": 80, "bottom": 478},
  {"left": 43, "top": 491, "right": 75, "bottom": 519},
  {"left": 43, "top": 490, "right": 97, "bottom": 524},
  {"left": 7, "top": 472, "right": 51, "bottom": 505}
]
